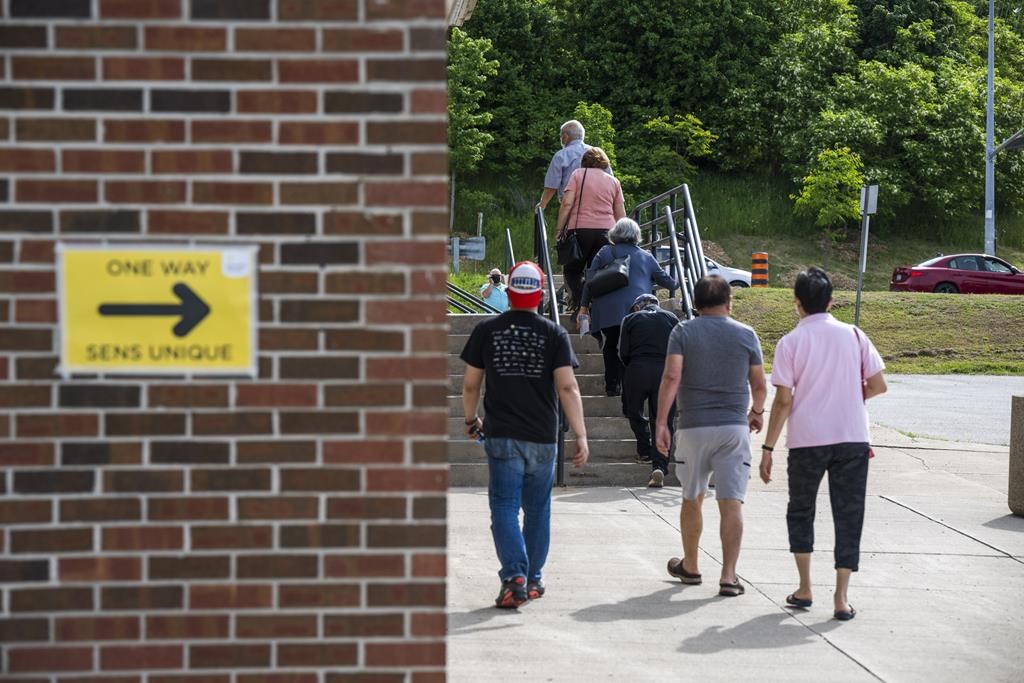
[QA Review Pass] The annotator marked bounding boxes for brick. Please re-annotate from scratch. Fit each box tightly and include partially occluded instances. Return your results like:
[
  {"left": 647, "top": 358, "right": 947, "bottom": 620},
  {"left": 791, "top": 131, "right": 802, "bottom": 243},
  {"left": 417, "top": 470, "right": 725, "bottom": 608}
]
[
  {"left": 240, "top": 151, "right": 318, "bottom": 175},
  {"left": 56, "top": 616, "right": 139, "bottom": 641},
  {"left": 151, "top": 441, "right": 229, "bottom": 464},
  {"left": 105, "top": 119, "right": 184, "bottom": 143},
  {"left": 147, "top": 614, "right": 229, "bottom": 640},
  {"left": 11, "top": 587, "right": 93, "bottom": 612},
  {"left": 0, "top": 559, "right": 49, "bottom": 582},
  {"left": 105, "top": 57, "right": 184, "bottom": 81},
  {"left": 366, "top": 411, "right": 446, "bottom": 436},
  {"left": 190, "top": 644, "right": 271, "bottom": 669},
  {"left": 278, "top": 644, "right": 357, "bottom": 667},
  {"left": 410, "top": 269, "right": 447, "bottom": 294},
  {"left": 17, "top": 414, "right": 98, "bottom": 438},
  {"left": 0, "top": 25, "right": 48, "bottom": 48},
  {"left": 59, "top": 556, "right": 142, "bottom": 582},
  {"left": 237, "top": 212, "right": 315, "bottom": 235},
  {"left": 191, "top": 0, "right": 268, "bottom": 19},
  {"left": 57, "top": 25, "right": 138, "bottom": 49},
  {"left": 148, "top": 384, "right": 228, "bottom": 407},
  {"left": 0, "top": 148, "right": 55, "bottom": 172},
  {"left": 368, "top": 58, "right": 446, "bottom": 82},
  {"left": 0, "top": 443, "right": 54, "bottom": 469},
  {"left": 278, "top": 583, "right": 358, "bottom": 608},
  {"left": 148, "top": 209, "right": 229, "bottom": 236},
  {"left": 192, "top": 119, "right": 271, "bottom": 142},
  {"left": 60, "top": 209, "right": 140, "bottom": 233},
  {"left": 279, "top": 0, "right": 357, "bottom": 20},
  {"left": 324, "top": 384, "right": 404, "bottom": 407},
  {"left": 193, "top": 412, "right": 273, "bottom": 436},
  {"left": 62, "top": 441, "right": 141, "bottom": 466},
  {"left": 324, "top": 91, "right": 403, "bottom": 114},
  {"left": 323, "top": 554, "right": 405, "bottom": 579},
  {"left": 259, "top": 328, "right": 318, "bottom": 351},
  {"left": 64, "top": 149, "right": 145, "bottom": 173},
  {"left": 235, "top": 615, "right": 316, "bottom": 639},
  {"left": 368, "top": 523, "right": 446, "bottom": 548},
  {"left": 193, "top": 58, "right": 271, "bottom": 82},
  {"left": 329, "top": 497, "right": 405, "bottom": 518},
  {"left": 237, "top": 554, "right": 318, "bottom": 578},
  {"left": 366, "top": 582, "right": 444, "bottom": 607},
  {"left": 412, "top": 152, "right": 447, "bottom": 176},
  {"left": 238, "top": 496, "right": 318, "bottom": 520},
  {"left": 237, "top": 440, "right": 316, "bottom": 464},
  {"left": 104, "top": 470, "right": 184, "bottom": 493},
  {"left": 8, "top": 646, "right": 92, "bottom": 673},
  {"left": 152, "top": 150, "right": 232, "bottom": 174},
  {"left": 413, "top": 385, "right": 447, "bottom": 408},
  {"left": 149, "top": 556, "right": 230, "bottom": 580},
  {"left": 236, "top": 28, "right": 315, "bottom": 52},
  {"left": 149, "top": 496, "right": 229, "bottom": 521},
  {"left": 61, "top": 498, "right": 141, "bottom": 522},
  {"left": 366, "top": 0, "right": 445, "bottom": 20},
  {"left": 59, "top": 384, "right": 139, "bottom": 407},
  {"left": 192, "top": 467, "right": 271, "bottom": 491},
  {"left": 11, "top": 0, "right": 91, "bottom": 16},
  {"left": 0, "top": 384, "right": 50, "bottom": 406},
  {"left": 411, "top": 27, "right": 447, "bottom": 51},
  {"left": 279, "top": 59, "right": 358, "bottom": 83},
  {"left": 0, "top": 269, "right": 54, "bottom": 293},
  {"left": 280, "top": 301, "right": 358, "bottom": 324},
  {"left": 16, "top": 118, "right": 95, "bottom": 141},
  {"left": 101, "top": 0, "right": 182, "bottom": 19},
  {"left": 0, "top": 328, "right": 52, "bottom": 351},
  {"left": 18, "top": 239, "right": 55, "bottom": 262},
  {"left": 281, "top": 411, "right": 358, "bottom": 434},
  {"left": 367, "top": 357, "right": 446, "bottom": 380},
  {"left": 324, "top": 329, "right": 405, "bottom": 352},
  {"left": 152, "top": 89, "right": 230, "bottom": 113},
  {"left": 323, "top": 211, "right": 403, "bottom": 235},
  {"left": 145, "top": 26, "right": 225, "bottom": 52},
  {"left": 237, "top": 90, "right": 317, "bottom": 114},
  {"left": 412, "top": 553, "right": 445, "bottom": 577},
  {"left": 278, "top": 356, "right": 359, "bottom": 380},
  {"left": 102, "top": 586, "right": 183, "bottom": 611},
  {"left": 367, "top": 301, "right": 446, "bottom": 324},
  {"left": 0, "top": 87, "right": 55, "bottom": 110},
  {"left": 259, "top": 270, "right": 318, "bottom": 293},
  {"left": 235, "top": 384, "right": 317, "bottom": 407},
  {"left": 18, "top": 179, "right": 96, "bottom": 204},
  {"left": 193, "top": 181, "right": 273, "bottom": 205},
  {"left": 152, "top": 677, "right": 230, "bottom": 683},
  {"left": 64, "top": 89, "right": 143, "bottom": 112},
  {"left": 15, "top": 300, "right": 55, "bottom": 325},
  {"left": 0, "top": 500, "right": 51, "bottom": 524},
  {"left": 368, "top": 469, "right": 447, "bottom": 493},
  {"left": 189, "top": 583, "right": 272, "bottom": 609},
  {"left": 281, "top": 242, "right": 358, "bottom": 265},
  {"left": 101, "top": 645, "right": 183, "bottom": 671},
  {"left": 365, "top": 643, "right": 444, "bottom": 668},
  {"left": 368, "top": 121, "right": 447, "bottom": 145},
  {"left": 326, "top": 152, "right": 403, "bottom": 175},
  {"left": 0, "top": 618, "right": 50, "bottom": 642},
  {"left": 281, "top": 467, "right": 359, "bottom": 492},
  {"left": 11, "top": 527, "right": 93, "bottom": 553},
  {"left": 367, "top": 181, "right": 447, "bottom": 206},
  {"left": 324, "top": 28, "right": 403, "bottom": 51},
  {"left": 106, "top": 412, "right": 185, "bottom": 435},
  {"left": 107, "top": 180, "right": 187, "bottom": 204},
  {"left": 12, "top": 56, "right": 95, "bottom": 80},
  {"left": 323, "top": 440, "right": 404, "bottom": 465},
  {"left": 411, "top": 88, "right": 447, "bottom": 114},
  {"left": 280, "top": 523, "right": 360, "bottom": 549},
  {"left": 324, "top": 613, "right": 403, "bottom": 638},
  {"left": 279, "top": 121, "right": 358, "bottom": 145},
  {"left": 103, "top": 526, "right": 183, "bottom": 551}
]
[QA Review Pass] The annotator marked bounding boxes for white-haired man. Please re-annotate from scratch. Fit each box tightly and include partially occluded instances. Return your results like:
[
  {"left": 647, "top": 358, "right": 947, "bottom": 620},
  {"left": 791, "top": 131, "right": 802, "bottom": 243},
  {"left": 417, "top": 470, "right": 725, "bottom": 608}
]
[{"left": 537, "top": 119, "right": 592, "bottom": 211}]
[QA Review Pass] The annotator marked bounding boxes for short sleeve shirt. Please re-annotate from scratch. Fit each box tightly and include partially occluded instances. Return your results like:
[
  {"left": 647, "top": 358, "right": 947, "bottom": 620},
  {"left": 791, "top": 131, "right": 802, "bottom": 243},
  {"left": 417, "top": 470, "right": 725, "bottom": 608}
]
[
  {"left": 479, "top": 282, "right": 509, "bottom": 312},
  {"left": 460, "top": 311, "right": 578, "bottom": 443},
  {"left": 562, "top": 168, "right": 624, "bottom": 230},
  {"left": 771, "top": 313, "right": 885, "bottom": 448},
  {"left": 667, "top": 316, "right": 763, "bottom": 428}
]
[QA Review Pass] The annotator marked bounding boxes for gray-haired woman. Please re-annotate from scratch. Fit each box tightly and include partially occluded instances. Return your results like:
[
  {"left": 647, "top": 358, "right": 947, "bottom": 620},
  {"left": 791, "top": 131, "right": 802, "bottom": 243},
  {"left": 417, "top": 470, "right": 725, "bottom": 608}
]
[{"left": 580, "top": 218, "right": 676, "bottom": 396}]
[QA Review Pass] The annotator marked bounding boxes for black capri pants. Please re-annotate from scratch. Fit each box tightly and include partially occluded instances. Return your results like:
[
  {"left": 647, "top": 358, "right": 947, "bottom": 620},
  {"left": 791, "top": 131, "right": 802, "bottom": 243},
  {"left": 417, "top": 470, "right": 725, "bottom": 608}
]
[{"left": 786, "top": 443, "right": 870, "bottom": 571}]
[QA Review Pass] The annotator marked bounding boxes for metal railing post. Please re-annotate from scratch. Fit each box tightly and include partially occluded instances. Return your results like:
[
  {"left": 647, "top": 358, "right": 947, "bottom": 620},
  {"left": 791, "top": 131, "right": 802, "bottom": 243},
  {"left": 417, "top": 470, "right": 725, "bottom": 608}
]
[{"left": 534, "top": 208, "right": 566, "bottom": 487}]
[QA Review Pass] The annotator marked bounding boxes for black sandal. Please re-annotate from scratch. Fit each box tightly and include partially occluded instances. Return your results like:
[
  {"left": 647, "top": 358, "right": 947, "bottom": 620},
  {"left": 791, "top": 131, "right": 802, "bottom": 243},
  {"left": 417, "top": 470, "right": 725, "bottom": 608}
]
[{"left": 786, "top": 593, "right": 813, "bottom": 608}]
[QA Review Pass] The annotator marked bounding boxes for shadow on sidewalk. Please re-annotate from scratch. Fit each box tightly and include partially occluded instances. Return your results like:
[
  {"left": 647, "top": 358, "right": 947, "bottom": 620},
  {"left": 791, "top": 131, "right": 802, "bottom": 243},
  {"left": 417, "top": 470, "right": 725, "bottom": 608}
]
[
  {"left": 571, "top": 583, "right": 716, "bottom": 622},
  {"left": 678, "top": 611, "right": 841, "bottom": 654},
  {"left": 982, "top": 514, "right": 1024, "bottom": 532},
  {"left": 449, "top": 605, "right": 527, "bottom": 637}
]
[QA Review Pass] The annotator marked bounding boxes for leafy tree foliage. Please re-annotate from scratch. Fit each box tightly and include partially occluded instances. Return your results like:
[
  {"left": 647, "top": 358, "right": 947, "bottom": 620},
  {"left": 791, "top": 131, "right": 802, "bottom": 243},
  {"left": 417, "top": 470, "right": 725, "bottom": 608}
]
[
  {"left": 447, "top": 27, "right": 499, "bottom": 179},
  {"left": 793, "top": 147, "right": 865, "bottom": 231}
]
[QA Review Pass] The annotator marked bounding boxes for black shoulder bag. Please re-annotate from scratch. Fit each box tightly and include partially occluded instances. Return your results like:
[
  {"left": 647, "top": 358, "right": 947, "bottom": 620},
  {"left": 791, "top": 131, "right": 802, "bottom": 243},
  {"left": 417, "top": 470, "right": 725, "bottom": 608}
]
[{"left": 586, "top": 243, "right": 631, "bottom": 298}]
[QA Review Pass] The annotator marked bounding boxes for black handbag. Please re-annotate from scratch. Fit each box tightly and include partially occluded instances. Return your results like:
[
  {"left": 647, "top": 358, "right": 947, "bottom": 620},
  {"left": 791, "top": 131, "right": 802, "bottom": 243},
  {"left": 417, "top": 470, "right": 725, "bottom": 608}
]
[
  {"left": 587, "top": 246, "right": 631, "bottom": 298},
  {"left": 555, "top": 169, "right": 590, "bottom": 266}
]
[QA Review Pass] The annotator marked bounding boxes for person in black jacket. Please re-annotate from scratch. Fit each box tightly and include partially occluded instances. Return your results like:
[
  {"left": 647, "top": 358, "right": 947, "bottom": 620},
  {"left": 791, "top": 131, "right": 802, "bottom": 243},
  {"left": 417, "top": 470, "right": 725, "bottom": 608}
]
[{"left": 618, "top": 293, "right": 679, "bottom": 487}]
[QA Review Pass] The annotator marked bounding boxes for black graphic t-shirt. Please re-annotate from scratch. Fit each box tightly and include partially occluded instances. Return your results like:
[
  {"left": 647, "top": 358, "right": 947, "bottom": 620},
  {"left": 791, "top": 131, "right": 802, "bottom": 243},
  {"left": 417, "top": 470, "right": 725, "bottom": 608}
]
[{"left": 460, "top": 311, "right": 578, "bottom": 443}]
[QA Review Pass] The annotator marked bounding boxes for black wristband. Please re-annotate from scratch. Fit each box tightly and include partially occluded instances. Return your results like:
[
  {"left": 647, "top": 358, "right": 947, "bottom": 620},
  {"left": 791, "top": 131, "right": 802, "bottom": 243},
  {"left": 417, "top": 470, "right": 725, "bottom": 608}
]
[
  {"left": 751, "top": 408, "right": 764, "bottom": 415},
  {"left": 761, "top": 445, "right": 774, "bottom": 452},
  {"left": 465, "top": 417, "right": 480, "bottom": 425}
]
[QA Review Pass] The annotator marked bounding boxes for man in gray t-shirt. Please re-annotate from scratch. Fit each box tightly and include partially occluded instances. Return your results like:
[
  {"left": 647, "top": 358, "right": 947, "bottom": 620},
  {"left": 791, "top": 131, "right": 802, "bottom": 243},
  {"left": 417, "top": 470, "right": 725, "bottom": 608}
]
[{"left": 655, "top": 276, "right": 767, "bottom": 597}]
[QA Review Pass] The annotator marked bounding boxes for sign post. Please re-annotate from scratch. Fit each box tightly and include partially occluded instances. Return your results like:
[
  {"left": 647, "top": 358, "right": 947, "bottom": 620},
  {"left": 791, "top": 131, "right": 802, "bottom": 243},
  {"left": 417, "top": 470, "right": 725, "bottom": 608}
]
[
  {"left": 854, "top": 185, "right": 879, "bottom": 328},
  {"left": 57, "top": 244, "right": 258, "bottom": 376}
]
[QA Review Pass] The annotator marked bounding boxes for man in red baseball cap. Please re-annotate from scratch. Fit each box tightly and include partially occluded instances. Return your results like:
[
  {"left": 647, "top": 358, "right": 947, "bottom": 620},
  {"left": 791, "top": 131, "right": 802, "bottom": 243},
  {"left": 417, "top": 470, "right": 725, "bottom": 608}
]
[{"left": 460, "top": 261, "right": 589, "bottom": 608}]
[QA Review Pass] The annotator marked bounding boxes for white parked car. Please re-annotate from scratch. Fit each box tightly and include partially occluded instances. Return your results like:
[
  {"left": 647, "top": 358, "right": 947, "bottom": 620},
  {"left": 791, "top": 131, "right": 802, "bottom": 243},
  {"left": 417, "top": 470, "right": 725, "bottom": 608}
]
[{"left": 705, "top": 258, "right": 751, "bottom": 287}]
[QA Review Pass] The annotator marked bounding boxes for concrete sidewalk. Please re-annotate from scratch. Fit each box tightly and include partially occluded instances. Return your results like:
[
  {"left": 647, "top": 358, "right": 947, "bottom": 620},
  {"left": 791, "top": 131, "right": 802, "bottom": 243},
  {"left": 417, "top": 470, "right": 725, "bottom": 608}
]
[{"left": 447, "top": 426, "right": 1024, "bottom": 682}]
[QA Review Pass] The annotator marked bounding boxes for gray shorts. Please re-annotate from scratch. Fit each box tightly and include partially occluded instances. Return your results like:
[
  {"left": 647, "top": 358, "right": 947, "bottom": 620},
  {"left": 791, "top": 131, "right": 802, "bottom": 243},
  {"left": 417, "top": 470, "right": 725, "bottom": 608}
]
[{"left": 675, "top": 424, "right": 751, "bottom": 501}]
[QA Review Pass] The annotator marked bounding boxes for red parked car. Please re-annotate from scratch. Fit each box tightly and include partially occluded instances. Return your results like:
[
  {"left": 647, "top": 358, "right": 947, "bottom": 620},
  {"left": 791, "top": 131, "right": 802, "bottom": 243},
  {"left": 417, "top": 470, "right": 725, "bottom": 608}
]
[{"left": 890, "top": 253, "right": 1024, "bottom": 294}]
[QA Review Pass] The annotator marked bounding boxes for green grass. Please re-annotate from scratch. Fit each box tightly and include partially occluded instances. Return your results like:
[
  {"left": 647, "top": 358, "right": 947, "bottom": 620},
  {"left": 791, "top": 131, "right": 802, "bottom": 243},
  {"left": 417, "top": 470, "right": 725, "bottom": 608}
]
[{"left": 731, "top": 288, "right": 1024, "bottom": 375}]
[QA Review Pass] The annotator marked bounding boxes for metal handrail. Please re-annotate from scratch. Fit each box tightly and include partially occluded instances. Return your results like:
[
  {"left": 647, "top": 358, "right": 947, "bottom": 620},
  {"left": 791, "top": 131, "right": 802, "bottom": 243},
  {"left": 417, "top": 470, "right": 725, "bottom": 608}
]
[
  {"left": 447, "top": 297, "right": 475, "bottom": 314},
  {"left": 504, "top": 227, "right": 516, "bottom": 272},
  {"left": 447, "top": 281, "right": 502, "bottom": 314},
  {"left": 534, "top": 207, "right": 566, "bottom": 487},
  {"left": 664, "top": 207, "right": 695, "bottom": 320}
]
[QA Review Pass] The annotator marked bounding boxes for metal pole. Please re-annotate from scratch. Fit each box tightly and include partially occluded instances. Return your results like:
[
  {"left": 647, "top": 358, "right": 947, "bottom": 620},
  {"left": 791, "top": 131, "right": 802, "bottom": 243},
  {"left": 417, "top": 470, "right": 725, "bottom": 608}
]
[
  {"left": 452, "top": 236, "right": 460, "bottom": 275},
  {"left": 985, "top": 0, "right": 996, "bottom": 255},
  {"left": 449, "top": 172, "right": 456, "bottom": 235},
  {"left": 854, "top": 213, "right": 870, "bottom": 328},
  {"left": 476, "top": 211, "right": 483, "bottom": 237}
]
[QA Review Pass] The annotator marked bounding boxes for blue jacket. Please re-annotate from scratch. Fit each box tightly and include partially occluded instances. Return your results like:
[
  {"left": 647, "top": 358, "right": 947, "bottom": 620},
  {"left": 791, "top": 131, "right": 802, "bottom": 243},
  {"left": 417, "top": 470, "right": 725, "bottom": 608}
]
[{"left": 582, "top": 243, "right": 676, "bottom": 331}]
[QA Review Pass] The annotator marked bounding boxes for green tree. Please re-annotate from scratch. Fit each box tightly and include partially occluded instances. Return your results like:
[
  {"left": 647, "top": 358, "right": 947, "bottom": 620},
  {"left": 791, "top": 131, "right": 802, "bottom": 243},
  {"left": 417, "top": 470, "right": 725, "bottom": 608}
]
[
  {"left": 793, "top": 147, "right": 865, "bottom": 234},
  {"left": 623, "top": 114, "right": 717, "bottom": 195},
  {"left": 572, "top": 101, "right": 618, "bottom": 168},
  {"left": 447, "top": 27, "right": 499, "bottom": 178}
]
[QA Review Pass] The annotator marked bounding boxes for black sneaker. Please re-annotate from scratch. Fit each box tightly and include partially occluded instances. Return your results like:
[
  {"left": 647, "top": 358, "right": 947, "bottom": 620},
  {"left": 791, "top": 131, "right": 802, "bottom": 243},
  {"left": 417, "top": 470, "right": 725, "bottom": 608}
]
[
  {"left": 527, "top": 580, "right": 545, "bottom": 600},
  {"left": 495, "top": 576, "right": 528, "bottom": 609},
  {"left": 635, "top": 453, "right": 652, "bottom": 464}
]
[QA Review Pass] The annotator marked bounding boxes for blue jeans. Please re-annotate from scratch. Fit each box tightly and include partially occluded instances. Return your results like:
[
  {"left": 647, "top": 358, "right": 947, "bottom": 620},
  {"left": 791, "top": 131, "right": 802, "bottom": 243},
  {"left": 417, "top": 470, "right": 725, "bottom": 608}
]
[{"left": 485, "top": 437, "right": 557, "bottom": 583}]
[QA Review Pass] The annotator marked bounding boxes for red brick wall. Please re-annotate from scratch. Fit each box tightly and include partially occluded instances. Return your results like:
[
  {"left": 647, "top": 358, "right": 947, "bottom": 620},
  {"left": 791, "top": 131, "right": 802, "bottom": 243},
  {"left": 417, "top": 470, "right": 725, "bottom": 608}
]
[{"left": 0, "top": 1, "right": 449, "bottom": 679}]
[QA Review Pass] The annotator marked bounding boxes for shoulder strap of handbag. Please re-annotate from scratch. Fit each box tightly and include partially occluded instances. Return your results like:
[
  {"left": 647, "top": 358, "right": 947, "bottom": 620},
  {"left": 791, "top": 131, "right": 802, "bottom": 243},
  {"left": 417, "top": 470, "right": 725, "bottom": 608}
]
[{"left": 571, "top": 168, "right": 589, "bottom": 231}]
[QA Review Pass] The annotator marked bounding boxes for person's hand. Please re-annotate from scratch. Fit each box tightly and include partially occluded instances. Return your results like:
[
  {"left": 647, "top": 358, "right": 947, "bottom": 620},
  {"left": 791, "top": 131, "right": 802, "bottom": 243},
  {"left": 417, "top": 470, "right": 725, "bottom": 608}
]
[
  {"left": 748, "top": 411, "right": 764, "bottom": 433},
  {"left": 759, "top": 452, "right": 773, "bottom": 484},
  {"left": 655, "top": 423, "right": 672, "bottom": 455},
  {"left": 464, "top": 416, "right": 482, "bottom": 439},
  {"left": 573, "top": 437, "right": 589, "bottom": 468}
]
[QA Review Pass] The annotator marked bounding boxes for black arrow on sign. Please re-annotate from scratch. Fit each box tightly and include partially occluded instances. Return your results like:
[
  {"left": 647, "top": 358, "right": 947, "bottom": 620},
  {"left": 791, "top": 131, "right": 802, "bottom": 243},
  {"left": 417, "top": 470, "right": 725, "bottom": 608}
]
[{"left": 98, "top": 283, "right": 211, "bottom": 338}]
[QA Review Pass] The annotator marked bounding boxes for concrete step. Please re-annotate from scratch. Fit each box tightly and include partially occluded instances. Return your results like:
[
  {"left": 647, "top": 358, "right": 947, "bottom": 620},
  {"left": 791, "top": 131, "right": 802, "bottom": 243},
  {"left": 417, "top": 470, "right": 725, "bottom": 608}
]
[
  {"left": 447, "top": 352, "right": 606, "bottom": 376},
  {"left": 447, "top": 416, "right": 637, "bottom": 440},
  {"left": 447, "top": 333, "right": 602, "bottom": 355},
  {"left": 449, "top": 462, "right": 682, "bottom": 487},
  {"left": 450, "top": 373, "right": 611, "bottom": 396},
  {"left": 449, "top": 438, "right": 647, "bottom": 463},
  {"left": 448, "top": 394, "right": 626, "bottom": 418}
]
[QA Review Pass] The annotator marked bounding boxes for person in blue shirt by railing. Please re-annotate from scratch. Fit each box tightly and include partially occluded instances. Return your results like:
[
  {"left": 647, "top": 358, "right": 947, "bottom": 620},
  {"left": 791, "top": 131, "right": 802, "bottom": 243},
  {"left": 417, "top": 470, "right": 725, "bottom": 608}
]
[{"left": 479, "top": 268, "right": 509, "bottom": 312}]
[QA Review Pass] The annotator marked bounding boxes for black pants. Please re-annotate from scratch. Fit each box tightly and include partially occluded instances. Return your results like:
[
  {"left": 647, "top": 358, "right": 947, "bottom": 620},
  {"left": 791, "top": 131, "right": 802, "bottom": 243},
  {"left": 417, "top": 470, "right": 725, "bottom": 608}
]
[
  {"left": 622, "top": 359, "right": 675, "bottom": 472},
  {"left": 563, "top": 228, "right": 609, "bottom": 310},
  {"left": 786, "top": 443, "right": 870, "bottom": 571},
  {"left": 600, "top": 325, "right": 624, "bottom": 394}
]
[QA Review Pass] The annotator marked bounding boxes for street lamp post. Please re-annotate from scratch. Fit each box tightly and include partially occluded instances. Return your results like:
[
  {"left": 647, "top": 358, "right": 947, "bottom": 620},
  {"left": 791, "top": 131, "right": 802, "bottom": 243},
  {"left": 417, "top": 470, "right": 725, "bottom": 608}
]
[{"left": 985, "top": 0, "right": 996, "bottom": 255}]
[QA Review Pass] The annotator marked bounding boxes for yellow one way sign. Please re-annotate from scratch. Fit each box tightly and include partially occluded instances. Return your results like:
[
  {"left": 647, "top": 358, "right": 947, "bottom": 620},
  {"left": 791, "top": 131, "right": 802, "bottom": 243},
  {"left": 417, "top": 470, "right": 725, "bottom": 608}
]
[{"left": 58, "top": 245, "right": 258, "bottom": 376}]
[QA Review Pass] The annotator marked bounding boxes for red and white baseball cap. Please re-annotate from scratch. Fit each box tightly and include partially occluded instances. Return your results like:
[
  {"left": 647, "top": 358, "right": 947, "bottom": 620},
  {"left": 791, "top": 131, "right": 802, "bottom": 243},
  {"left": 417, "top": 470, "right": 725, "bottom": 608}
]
[{"left": 506, "top": 261, "right": 545, "bottom": 309}]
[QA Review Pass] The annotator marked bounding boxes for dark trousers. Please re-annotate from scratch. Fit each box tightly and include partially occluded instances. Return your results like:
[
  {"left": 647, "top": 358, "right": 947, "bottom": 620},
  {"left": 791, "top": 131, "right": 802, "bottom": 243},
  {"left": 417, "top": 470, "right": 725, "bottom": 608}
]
[
  {"left": 622, "top": 359, "right": 675, "bottom": 472},
  {"left": 786, "top": 443, "right": 870, "bottom": 571},
  {"left": 600, "top": 325, "right": 624, "bottom": 394},
  {"left": 563, "top": 228, "right": 609, "bottom": 309}
]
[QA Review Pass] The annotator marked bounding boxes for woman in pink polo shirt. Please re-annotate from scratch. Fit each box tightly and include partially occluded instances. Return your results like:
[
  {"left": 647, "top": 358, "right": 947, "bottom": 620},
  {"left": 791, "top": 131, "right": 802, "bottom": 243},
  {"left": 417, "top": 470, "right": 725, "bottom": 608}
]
[
  {"left": 554, "top": 147, "right": 626, "bottom": 313},
  {"left": 759, "top": 267, "right": 887, "bottom": 622}
]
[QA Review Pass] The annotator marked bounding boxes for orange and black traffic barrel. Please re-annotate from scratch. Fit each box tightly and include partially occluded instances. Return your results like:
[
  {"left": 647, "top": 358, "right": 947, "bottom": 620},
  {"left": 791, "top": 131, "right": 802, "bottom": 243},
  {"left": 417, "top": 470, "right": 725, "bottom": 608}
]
[{"left": 751, "top": 252, "right": 768, "bottom": 287}]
